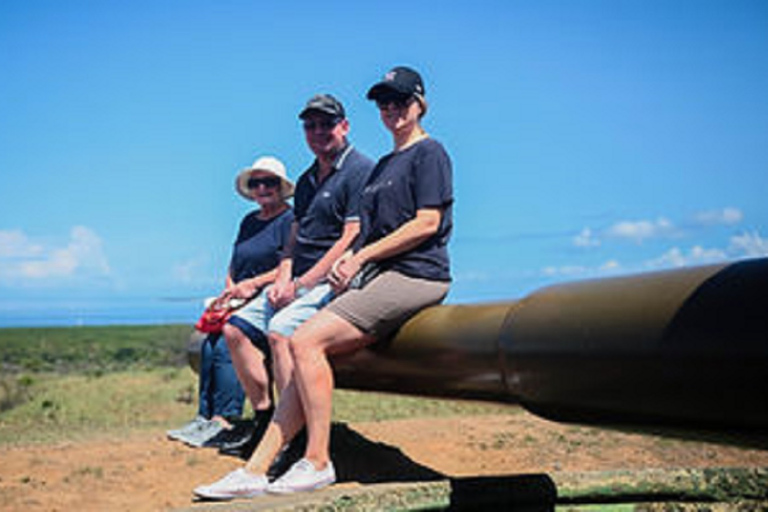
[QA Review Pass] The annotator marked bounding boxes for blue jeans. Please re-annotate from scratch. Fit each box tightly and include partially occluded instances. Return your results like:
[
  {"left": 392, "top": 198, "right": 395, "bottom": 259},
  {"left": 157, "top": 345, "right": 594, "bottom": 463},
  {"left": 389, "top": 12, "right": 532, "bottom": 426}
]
[{"left": 197, "top": 333, "right": 245, "bottom": 419}]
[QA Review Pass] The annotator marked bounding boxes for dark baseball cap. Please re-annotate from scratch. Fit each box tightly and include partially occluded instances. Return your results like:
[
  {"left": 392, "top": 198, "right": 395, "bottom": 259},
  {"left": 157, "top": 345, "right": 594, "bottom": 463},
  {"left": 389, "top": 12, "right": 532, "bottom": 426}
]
[
  {"left": 298, "top": 94, "right": 346, "bottom": 120},
  {"left": 366, "top": 66, "right": 425, "bottom": 100}
]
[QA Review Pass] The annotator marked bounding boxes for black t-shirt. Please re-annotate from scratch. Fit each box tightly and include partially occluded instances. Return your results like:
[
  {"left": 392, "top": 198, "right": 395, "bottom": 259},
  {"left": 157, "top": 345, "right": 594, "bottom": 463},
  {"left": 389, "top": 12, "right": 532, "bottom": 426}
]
[
  {"left": 229, "top": 208, "right": 294, "bottom": 283},
  {"left": 292, "top": 145, "right": 374, "bottom": 276},
  {"left": 357, "top": 138, "right": 453, "bottom": 281}
]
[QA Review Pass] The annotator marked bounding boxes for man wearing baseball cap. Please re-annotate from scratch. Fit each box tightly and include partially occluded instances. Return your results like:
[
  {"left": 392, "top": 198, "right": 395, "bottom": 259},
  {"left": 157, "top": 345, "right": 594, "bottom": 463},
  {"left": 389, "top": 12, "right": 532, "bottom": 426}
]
[{"left": 210, "top": 94, "right": 374, "bottom": 462}]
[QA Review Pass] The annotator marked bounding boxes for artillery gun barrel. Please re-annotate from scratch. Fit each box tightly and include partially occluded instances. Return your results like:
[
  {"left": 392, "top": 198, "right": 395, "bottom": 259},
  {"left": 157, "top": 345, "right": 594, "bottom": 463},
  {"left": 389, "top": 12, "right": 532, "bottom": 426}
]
[{"left": 334, "top": 257, "right": 768, "bottom": 433}]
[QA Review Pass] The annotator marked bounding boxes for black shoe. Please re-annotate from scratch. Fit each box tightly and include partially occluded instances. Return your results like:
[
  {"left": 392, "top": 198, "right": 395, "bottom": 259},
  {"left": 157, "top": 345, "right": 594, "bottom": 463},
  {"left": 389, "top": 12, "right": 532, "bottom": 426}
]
[
  {"left": 202, "top": 419, "right": 255, "bottom": 449},
  {"left": 267, "top": 427, "right": 307, "bottom": 479},
  {"left": 218, "top": 408, "right": 273, "bottom": 460}
]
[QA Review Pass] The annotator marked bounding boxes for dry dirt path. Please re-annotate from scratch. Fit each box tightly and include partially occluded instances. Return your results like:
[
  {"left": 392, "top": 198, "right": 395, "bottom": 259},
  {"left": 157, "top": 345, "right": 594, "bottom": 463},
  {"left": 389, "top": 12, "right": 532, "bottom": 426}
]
[{"left": 2, "top": 410, "right": 767, "bottom": 511}]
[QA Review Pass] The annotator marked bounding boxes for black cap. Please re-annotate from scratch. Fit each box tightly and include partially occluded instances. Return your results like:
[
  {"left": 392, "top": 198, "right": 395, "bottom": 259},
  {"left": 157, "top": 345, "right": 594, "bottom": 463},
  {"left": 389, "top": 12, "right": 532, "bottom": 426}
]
[
  {"left": 366, "top": 66, "right": 425, "bottom": 100},
  {"left": 298, "top": 94, "right": 346, "bottom": 120}
]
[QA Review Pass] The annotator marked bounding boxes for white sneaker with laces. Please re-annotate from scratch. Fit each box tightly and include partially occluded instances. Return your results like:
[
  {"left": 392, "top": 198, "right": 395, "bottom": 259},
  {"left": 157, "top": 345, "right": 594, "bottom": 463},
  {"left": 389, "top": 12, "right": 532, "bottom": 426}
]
[
  {"left": 267, "top": 458, "right": 336, "bottom": 494},
  {"left": 193, "top": 468, "right": 268, "bottom": 500}
]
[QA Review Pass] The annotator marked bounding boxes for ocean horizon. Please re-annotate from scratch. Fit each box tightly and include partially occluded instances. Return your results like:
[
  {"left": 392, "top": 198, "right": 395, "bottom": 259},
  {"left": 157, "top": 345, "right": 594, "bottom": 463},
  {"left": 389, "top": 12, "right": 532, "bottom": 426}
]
[
  {"left": 0, "top": 285, "right": 512, "bottom": 329},
  {"left": 0, "top": 297, "right": 203, "bottom": 329}
]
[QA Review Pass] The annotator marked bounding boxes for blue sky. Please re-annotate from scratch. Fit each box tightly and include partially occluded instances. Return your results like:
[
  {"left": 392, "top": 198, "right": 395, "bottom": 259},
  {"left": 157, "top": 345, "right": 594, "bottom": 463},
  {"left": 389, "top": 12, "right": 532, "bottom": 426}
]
[{"left": 1, "top": 0, "right": 767, "bottom": 312}]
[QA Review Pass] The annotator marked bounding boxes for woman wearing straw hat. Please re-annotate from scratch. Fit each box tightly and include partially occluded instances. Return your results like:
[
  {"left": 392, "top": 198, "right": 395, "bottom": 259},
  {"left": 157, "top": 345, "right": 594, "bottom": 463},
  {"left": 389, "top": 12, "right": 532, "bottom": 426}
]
[{"left": 168, "top": 156, "right": 294, "bottom": 448}]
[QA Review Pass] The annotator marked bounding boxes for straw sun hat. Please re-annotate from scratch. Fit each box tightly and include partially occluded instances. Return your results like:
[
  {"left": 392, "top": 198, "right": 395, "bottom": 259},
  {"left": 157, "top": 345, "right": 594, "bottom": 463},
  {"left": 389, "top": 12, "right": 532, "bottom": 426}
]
[{"left": 235, "top": 156, "right": 294, "bottom": 201}]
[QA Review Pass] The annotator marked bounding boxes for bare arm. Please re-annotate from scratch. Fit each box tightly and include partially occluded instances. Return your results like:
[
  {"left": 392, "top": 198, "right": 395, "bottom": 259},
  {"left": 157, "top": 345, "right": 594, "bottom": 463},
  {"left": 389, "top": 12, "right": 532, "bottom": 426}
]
[
  {"left": 269, "top": 220, "right": 360, "bottom": 307},
  {"left": 228, "top": 267, "right": 280, "bottom": 300},
  {"left": 330, "top": 209, "right": 441, "bottom": 289},
  {"left": 297, "top": 220, "right": 360, "bottom": 289},
  {"left": 268, "top": 222, "right": 299, "bottom": 307}
]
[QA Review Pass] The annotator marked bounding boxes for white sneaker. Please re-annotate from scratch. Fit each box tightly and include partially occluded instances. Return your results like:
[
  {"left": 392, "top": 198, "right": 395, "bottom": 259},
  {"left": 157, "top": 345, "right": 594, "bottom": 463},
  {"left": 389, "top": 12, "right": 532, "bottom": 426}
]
[
  {"left": 179, "top": 419, "right": 226, "bottom": 448},
  {"left": 166, "top": 416, "right": 206, "bottom": 441},
  {"left": 193, "top": 468, "right": 268, "bottom": 500},
  {"left": 266, "top": 458, "right": 336, "bottom": 494}
]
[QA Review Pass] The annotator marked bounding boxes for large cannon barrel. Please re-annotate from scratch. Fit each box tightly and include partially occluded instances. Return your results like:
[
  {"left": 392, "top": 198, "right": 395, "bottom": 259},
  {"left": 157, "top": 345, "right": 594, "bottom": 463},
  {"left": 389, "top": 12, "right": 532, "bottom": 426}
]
[{"left": 334, "top": 257, "right": 768, "bottom": 432}]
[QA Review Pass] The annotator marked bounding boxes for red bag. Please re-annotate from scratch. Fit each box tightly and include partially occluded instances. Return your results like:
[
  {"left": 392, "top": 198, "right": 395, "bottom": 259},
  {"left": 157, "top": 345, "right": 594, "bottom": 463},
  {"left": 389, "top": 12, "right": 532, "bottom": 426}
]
[
  {"left": 194, "top": 297, "right": 246, "bottom": 333},
  {"left": 194, "top": 307, "right": 234, "bottom": 333}
]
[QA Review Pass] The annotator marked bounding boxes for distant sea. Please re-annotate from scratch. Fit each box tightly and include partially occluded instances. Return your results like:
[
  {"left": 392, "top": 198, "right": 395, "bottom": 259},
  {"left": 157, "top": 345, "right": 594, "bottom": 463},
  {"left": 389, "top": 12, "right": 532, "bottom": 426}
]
[{"left": 0, "top": 297, "right": 203, "bottom": 328}]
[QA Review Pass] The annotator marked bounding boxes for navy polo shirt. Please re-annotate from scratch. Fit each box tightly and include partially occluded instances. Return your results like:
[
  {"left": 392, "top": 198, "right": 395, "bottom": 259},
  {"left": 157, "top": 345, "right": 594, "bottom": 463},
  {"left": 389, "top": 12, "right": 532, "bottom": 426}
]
[
  {"left": 292, "top": 145, "right": 374, "bottom": 277},
  {"left": 357, "top": 138, "right": 453, "bottom": 281},
  {"left": 229, "top": 208, "right": 294, "bottom": 283}
]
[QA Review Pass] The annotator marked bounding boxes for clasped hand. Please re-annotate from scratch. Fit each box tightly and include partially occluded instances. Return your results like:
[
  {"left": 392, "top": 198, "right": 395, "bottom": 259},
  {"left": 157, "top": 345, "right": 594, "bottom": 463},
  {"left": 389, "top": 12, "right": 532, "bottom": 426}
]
[
  {"left": 267, "top": 276, "right": 296, "bottom": 309},
  {"left": 329, "top": 250, "right": 362, "bottom": 293}
]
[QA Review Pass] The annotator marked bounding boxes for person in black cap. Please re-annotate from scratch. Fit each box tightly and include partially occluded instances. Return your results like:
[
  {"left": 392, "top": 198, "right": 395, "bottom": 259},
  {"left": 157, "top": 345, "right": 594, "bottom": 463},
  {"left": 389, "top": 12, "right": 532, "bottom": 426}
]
[{"left": 194, "top": 94, "right": 374, "bottom": 499}]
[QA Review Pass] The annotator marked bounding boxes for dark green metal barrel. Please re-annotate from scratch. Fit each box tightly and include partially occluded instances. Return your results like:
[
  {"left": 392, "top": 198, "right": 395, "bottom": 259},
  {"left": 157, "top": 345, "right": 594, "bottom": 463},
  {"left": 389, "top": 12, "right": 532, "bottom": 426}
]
[{"left": 334, "top": 257, "right": 768, "bottom": 432}]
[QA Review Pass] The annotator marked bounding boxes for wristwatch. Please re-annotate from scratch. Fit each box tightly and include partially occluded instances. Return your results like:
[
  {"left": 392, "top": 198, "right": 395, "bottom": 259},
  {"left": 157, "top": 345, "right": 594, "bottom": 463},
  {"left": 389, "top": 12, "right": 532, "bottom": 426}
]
[{"left": 293, "top": 278, "right": 311, "bottom": 298}]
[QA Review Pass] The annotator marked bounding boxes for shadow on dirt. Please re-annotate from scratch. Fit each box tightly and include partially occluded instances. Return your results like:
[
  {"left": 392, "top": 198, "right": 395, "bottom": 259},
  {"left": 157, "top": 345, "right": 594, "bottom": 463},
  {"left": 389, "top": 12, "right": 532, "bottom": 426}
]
[{"left": 328, "top": 422, "right": 557, "bottom": 510}]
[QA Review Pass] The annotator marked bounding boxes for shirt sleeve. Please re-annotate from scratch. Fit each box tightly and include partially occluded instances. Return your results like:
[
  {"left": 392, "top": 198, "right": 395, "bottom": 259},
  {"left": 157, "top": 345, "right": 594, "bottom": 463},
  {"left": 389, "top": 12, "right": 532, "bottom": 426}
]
[
  {"left": 414, "top": 141, "right": 453, "bottom": 209},
  {"left": 279, "top": 211, "right": 293, "bottom": 248},
  {"left": 293, "top": 174, "right": 310, "bottom": 222},
  {"left": 275, "top": 212, "right": 295, "bottom": 260}
]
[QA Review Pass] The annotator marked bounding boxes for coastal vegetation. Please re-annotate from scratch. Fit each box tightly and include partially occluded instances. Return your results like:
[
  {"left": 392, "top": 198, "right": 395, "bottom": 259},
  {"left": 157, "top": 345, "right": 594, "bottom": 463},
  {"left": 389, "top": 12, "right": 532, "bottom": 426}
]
[{"left": 0, "top": 325, "right": 513, "bottom": 445}]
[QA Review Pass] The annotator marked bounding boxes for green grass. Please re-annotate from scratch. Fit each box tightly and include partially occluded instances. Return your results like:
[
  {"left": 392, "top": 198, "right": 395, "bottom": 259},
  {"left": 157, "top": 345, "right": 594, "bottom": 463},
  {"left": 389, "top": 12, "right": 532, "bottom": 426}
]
[
  {"left": 0, "top": 369, "right": 516, "bottom": 445},
  {"left": 0, "top": 368, "right": 196, "bottom": 444},
  {"left": 0, "top": 324, "right": 194, "bottom": 374},
  {"left": 0, "top": 324, "right": 517, "bottom": 446}
]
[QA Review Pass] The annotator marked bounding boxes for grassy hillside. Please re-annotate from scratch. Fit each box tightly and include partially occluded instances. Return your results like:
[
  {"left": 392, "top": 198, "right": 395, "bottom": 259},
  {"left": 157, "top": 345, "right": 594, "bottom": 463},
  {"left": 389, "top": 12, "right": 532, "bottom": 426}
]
[
  {"left": 0, "top": 324, "right": 194, "bottom": 374},
  {"left": 0, "top": 325, "right": 516, "bottom": 445}
]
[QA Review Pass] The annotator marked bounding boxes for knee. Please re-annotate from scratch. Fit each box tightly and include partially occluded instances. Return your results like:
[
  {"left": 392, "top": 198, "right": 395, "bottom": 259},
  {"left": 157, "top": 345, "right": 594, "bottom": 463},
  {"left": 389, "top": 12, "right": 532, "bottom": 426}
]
[
  {"left": 268, "top": 332, "right": 288, "bottom": 359},
  {"left": 287, "top": 331, "right": 319, "bottom": 363},
  {"left": 222, "top": 324, "right": 246, "bottom": 347}
]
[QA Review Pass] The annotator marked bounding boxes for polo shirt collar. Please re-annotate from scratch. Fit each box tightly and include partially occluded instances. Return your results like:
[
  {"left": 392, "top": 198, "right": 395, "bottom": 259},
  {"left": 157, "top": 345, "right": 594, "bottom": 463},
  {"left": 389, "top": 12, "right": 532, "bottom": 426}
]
[{"left": 309, "top": 143, "right": 354, "bottom": 185}]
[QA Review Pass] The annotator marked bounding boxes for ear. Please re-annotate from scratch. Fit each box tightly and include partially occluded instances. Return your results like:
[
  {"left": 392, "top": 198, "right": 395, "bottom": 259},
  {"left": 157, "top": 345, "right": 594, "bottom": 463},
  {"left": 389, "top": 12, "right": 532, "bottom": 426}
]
[{"left": 338, "top": 118, "right": 351, "bottom": 135}]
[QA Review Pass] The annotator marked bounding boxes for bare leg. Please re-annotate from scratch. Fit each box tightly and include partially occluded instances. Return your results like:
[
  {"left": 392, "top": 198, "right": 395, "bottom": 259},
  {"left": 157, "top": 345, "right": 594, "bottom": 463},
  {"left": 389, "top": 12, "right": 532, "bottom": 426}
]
[
  {"left": 222, "top": 324, "right": 271, "bottom": 411},
  {"left": 244, "top": 379, "right": 306, "bottom": 474},
  {"left": 289, "top": 310, "right": 373, "bottom": 469},
  {"left": 269, "top": 332, "right": 294, "bottom": 395}
]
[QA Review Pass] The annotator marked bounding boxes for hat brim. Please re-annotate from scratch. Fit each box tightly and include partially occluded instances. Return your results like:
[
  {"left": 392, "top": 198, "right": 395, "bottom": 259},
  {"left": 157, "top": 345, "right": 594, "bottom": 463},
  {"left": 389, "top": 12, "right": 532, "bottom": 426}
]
[
  {"left": 298, "top": 106, "right": 342, "bottom": 120},
  {"left": 366, "top": 82, "right": 412, "bottom": 100},
  {"left": 236, "top": 169, "right": 295, "bottom": 201}
]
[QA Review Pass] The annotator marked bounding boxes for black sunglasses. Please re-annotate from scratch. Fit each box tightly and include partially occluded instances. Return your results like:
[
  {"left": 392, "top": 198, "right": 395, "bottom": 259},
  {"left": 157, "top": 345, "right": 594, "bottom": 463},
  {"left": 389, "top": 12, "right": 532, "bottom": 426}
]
[
  {"left": 302, "top": 117, "right": 341, "bottom": 131},
  {"left": 247, "top": 176, "right": 281, "bottom": 189},
  {"left": 375, "top": 94, "right": 414, "bottom": 110}
]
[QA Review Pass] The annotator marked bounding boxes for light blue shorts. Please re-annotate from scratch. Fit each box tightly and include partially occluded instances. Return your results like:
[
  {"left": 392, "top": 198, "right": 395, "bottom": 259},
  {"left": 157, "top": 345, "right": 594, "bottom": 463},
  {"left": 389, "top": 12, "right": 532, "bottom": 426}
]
[{"left": 228, "top": 283, "right": 335, "bottom": 340}]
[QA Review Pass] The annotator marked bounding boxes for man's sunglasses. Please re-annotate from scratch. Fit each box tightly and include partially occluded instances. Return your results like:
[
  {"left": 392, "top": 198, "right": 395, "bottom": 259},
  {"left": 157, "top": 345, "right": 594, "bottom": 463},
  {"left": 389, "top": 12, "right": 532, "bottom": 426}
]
[
  {"left": 302, "top": 117, "right": 342, "bottom": 131},
  {"left": 248, "top": 176, "right": 281, "bottom": 189},
  {"left": 375, "top": 94, "right": 414, "bottom": 110}
]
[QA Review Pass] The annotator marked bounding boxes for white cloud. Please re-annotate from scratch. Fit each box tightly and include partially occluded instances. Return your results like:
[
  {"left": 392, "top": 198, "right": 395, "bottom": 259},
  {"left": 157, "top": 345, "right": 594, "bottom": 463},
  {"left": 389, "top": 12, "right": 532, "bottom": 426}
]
[
  {"left": 729, "top": 231, "right": 768, "bottom": 257},
  {"left": 171, "top": 254, "right": 224, "bottom": 290},
  {"left": 573, "top": 227, "right": 600, "bottom": 248},
  {"left": 172, "top": 256, "right": 207, "bottom": 284},
  {"left": 542, "top": 260, "right": 622, "bottom": 278},
  {"left": 599, "top": 259, "right": 622, "bottom": 273},
  {"left": 0, "top": 230, "right": 44, "bottom": 258},
  {"left": 645, "top": 245, "right": 727, "bottom": 269},
  {"left": 694, "top": 207, "right": 743, "bottom": 226},
  {"left": 542, "top": 265, "right": 588, "bottom": 277},
  {"left": 0, "top": 226, "right": 110, "bottom": 284},
  {"left": 605, "top": 217, "right": 674, "bottom": 243}
]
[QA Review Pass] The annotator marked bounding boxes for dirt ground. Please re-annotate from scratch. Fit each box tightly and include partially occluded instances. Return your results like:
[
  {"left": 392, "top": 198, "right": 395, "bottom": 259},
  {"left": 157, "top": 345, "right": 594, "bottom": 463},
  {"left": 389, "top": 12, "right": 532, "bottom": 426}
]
[{"left": 1, "top": 408, "right": 767, "bottom": 511}]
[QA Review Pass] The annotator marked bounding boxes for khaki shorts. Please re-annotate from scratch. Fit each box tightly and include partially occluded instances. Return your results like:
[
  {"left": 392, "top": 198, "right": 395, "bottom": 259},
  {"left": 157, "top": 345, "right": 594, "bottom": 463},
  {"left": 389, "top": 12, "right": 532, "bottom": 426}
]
[{"left": 326, "top": 270, "right": 450, "bottom": 340}]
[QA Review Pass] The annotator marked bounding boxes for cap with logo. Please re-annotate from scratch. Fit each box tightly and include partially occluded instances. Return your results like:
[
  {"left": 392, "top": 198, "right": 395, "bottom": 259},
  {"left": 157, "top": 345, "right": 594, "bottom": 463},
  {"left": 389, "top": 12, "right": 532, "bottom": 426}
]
[{"left": 366, "top": 66, "right": 425, "bottom": 100}]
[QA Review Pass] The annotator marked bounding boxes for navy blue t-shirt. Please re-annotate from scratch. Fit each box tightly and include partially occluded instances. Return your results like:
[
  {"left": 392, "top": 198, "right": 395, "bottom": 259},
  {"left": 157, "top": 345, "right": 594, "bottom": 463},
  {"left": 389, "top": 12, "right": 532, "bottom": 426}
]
[
  {"left": 357, "top": 138, "right": 453, "bottom": 281},
  {"left": 229, "top": 208, "right": 294, "bottom": 283},
  {"left": 292, "top": 145, "right": 374, "bottom": 276}
]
